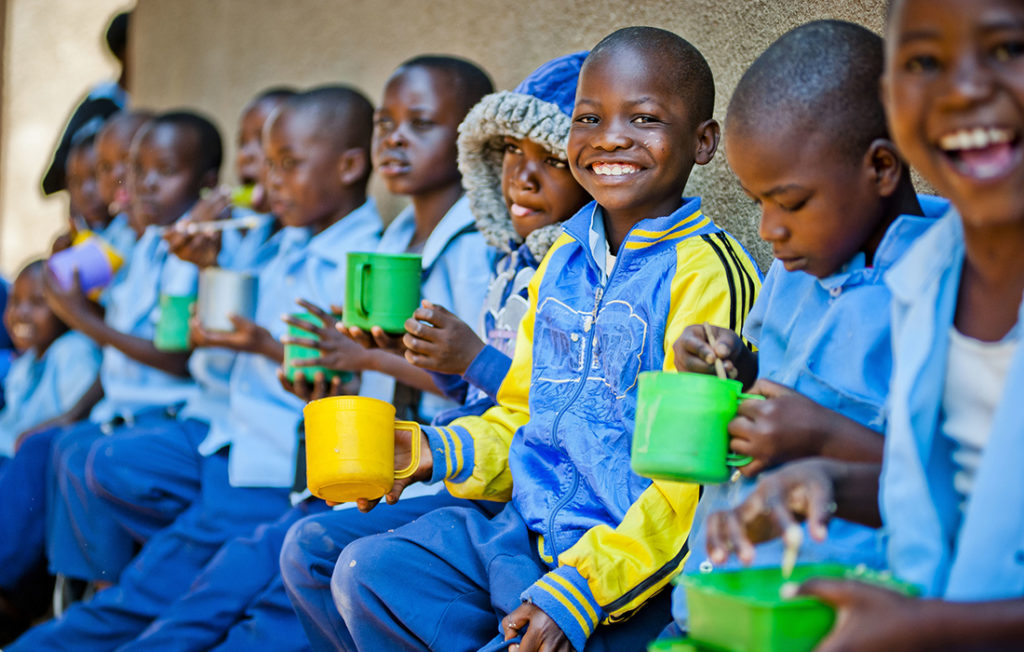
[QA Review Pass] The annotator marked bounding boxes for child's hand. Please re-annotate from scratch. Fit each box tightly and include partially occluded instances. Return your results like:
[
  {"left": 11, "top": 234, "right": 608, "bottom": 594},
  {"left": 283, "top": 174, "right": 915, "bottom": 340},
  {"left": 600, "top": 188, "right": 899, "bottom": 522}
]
[
  {"left": 190, "top": 315, "right": 278, "bottom": 359},
  {"left": 673, "top": 323, "right": 757, "bottom": 387},
  {"left": 280, "top": 305, "right": 371, "bottom": 374},
  {"left": 403, "top": 300, "right": 485, "bottom": 375},
  {"left": 705, "top": 458, "right": 839, "bottom": 566},
  {"left": 796, "top": 579, "right": 920, "bottom": 652},
  {"left": 164, "top": 228, "right": 222, "bottom": 269},
  {"left": 727, "top": 380, "right": 833, "bottom": 477},
  {"left": 502, "top": 602, "right": 572, "bottom": 652},
  {"left": 354, "top": 428, "right": 433, "bottom": 513},
  {"left": 189, "top": 187, "right": 233, "bottom": 223},
  {"left": 276, "top": 368, "right": 356, "bottom": 402},
  {"left": 51, "top": 231, "right": 75, "bottom": 255},
  {"left": 343, "top": 325, "right": 407, "bottom": 355},
  {"left": 42, "top": 267, "right": 98, "bottom": 331}
]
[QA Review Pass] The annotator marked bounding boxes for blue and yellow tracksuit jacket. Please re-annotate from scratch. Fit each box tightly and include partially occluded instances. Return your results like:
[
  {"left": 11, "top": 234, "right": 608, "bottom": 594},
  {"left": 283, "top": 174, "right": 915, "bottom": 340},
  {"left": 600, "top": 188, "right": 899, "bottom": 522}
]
[{"left": 421, "top": 197, "right": 761, "bottom": 649}]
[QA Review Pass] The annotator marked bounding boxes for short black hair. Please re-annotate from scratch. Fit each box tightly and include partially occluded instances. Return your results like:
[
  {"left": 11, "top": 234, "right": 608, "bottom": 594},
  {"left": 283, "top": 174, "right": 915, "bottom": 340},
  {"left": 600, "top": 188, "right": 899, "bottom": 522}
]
[
  {"left": 19, "top": 259, "right": 46, "bottom": 279},
  {"left": 727, "top": 20, "right": 887, "bottom": 163},
  {"left": 147, "top": 110, "right": 224, "bottom": 176},
  {"left": 105, "top": 11, "right": 130, "bottom": 61},
  {"left": 587, "top": 26, "right": 716, "bottom": 124},
  {"left": 278, "top": 86, "right": 375, "bottom": 183},
  {"left": 395, "top": 55, "right": 494, "bottom": 118}
]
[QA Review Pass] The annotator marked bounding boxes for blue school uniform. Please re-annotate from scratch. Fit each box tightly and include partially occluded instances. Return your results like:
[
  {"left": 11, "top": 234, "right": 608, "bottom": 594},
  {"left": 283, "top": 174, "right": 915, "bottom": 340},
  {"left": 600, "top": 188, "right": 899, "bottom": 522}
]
[
  {"left": 100, "top": 212, "right": 137, "bottom": 260},
  {"left": 8, "top": 201, "right": 382, "bottom": 652},
  {"left": 359, "top": 196, "right": 496, "bottom": 422},
  {"left": 671, "top": 196, "right": 948, "bottom": 630},
  {"left": 0, "top": 332, "right": 100, "bottom": 458},
  {"left": 882, "top": 207, "right": 1024, "bottom": 600}
]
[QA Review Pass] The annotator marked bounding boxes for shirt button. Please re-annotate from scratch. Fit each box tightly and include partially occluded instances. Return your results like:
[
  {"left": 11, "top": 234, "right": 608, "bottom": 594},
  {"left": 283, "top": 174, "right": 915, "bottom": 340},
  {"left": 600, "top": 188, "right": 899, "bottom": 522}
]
[
  {"left": 571, "top": 333, "right": 580, "bottom": 342},
  {"left": 829, "top": 286, "right": 842, "bottom": 298}
]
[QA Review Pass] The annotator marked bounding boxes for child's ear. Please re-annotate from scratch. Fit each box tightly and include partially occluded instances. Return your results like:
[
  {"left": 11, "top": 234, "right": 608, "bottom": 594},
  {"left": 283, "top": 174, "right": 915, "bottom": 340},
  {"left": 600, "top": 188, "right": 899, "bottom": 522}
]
[
  {"left": 337, "top": 148, "right": 370, "bottom": 186},
  {"left": 865, "top": 138, "right": 903, "bottom": 197},
  {"left": 693, "top": 119, "right": 721, "bottom": 166}
]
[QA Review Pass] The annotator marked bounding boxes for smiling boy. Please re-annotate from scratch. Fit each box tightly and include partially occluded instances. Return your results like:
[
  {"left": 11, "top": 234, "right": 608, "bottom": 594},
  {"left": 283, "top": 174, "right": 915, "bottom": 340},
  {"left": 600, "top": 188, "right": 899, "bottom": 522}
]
[{"left": 331, "top": 27, "right": 760, "bottom": 652}]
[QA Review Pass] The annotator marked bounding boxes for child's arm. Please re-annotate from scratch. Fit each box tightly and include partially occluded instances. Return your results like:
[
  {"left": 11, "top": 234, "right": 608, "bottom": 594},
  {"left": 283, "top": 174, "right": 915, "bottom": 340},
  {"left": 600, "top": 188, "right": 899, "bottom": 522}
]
[
  {"left": 190, "top": 315, "right": 283, "bottom": 363},
  {"left": 727, "top": 379, "right": 885, "bottom": 477},
  {"left": 43, "top": 272, "right": 191, "bottom": 377},
  {"left": 14, "top": 377, "right": 103, "bottom": 451}
]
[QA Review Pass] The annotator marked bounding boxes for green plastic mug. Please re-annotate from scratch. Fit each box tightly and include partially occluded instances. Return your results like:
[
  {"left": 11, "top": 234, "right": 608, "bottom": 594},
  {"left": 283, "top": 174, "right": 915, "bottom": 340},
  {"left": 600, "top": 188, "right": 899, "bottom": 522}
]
[
  {"left": 154, "top": 293, "right": 195, "bottom": 352},
  {"left": 631, "top": 371, "right": 761, "bottom": 484},
  {"left": 283, "top": 313, "right": 352, "bottom": 384},
  {"left": 343, "top": 252, "right": 422, "bottom": 334}
]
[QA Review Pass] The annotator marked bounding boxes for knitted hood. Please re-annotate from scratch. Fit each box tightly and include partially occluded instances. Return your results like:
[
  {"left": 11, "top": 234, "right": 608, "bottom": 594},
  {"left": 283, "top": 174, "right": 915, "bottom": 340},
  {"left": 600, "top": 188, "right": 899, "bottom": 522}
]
[{"left": 457, "top": 51, "right": 588, "bottom": 259}]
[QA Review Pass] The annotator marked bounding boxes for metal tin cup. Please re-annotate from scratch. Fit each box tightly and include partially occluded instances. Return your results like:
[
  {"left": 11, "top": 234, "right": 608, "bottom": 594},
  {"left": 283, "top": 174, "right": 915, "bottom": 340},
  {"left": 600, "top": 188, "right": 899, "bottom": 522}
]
[
  {"left": 283, "top": 312, "right": 352, "bottom": 384},
  {"left": 154, "top": 293, "right": 195, "bottom": 351},
  {"left": 343, "top": 252, "right": 422, "bottom": 334},
  {"left": 196, "top": 267, "right": 258, "bottom": 332},
  {"left": 631, "top": 371, "right": 760, "bottom": 484}
]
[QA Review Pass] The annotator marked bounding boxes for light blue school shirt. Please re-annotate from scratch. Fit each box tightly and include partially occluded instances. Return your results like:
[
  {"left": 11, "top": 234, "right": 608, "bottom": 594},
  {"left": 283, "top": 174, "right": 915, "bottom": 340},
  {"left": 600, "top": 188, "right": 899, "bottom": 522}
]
[
  {"left": 201, "top": 200, "right": 383, "bottom": 488},
  {"left": 882, "top": 207, "right": 1024, "bottom": 600},
  {"left": 99, "top": 212, "right": 137, "bottom": 261},
  {"left": 360, "top": 196, "right": 496, "bottom": 421},
  {"left": 675, "top": 197, "right": 948, "bottom": 626},
  {"left": 0, "top": 332, "right": 101, "bottom": 457},
  {"left": 90, "top": 225, "right": 198, "bottom": 423}
]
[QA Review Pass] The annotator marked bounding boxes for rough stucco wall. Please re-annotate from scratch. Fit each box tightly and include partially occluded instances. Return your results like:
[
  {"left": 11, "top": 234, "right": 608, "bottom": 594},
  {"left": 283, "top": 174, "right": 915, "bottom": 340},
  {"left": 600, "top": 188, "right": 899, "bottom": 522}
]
[
  {"left": 0, "top": 0, "right": 128, "bottom": 276},
  {"left": 130, "top": 0, "right": 889, "bottom": 270}
]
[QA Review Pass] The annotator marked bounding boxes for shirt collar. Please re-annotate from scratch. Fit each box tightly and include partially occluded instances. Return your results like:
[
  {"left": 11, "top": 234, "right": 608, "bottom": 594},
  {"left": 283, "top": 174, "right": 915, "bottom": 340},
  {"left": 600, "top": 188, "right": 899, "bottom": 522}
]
[{"left": 307, "top": 199, "right": 383, "bottom": 264}]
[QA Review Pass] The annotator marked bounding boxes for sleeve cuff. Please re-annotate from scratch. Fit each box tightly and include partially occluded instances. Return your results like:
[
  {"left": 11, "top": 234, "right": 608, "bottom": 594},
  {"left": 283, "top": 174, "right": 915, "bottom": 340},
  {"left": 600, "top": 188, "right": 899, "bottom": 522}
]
[
  {"left": 426, "top": 370, "right": 469, "bottom": 404},
  {"left": 423, "top": 424, "right": 475, "bottom": 485},
  {"left": 462, "top": 345, "right": 512, "bottom": 402},
  {"left": 522, "top": 566, "right": 604, "bottom": 652}
]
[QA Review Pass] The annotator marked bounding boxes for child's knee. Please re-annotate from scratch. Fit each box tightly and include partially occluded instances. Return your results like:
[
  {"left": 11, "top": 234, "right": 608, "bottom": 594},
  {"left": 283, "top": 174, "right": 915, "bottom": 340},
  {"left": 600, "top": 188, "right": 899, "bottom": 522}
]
[
  {"left": 280, "top": 513, "right": 344, "bottom": 588},
  {"left": 330, "top": 535, "right": 390, "bottom": 609}
]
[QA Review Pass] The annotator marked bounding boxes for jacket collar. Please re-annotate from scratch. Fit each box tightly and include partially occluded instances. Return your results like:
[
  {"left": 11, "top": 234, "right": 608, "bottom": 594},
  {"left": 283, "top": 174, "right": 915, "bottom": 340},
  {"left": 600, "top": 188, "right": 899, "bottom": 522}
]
[{"left": 886, "top": 204, "right": 963, "bottom": 305}]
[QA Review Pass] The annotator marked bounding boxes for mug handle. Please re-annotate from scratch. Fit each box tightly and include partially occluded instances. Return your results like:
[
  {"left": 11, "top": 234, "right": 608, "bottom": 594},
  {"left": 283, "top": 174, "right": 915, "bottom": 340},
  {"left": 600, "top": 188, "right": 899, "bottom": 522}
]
[
  {"left": 393, "top": 420, "right": 422, "bottom": 479},
  {"left": 353, "top": 262, "right": 372, "bottom": 320},
  {"left": 727, "top": 393, "right": 766, "bottom": 468}
]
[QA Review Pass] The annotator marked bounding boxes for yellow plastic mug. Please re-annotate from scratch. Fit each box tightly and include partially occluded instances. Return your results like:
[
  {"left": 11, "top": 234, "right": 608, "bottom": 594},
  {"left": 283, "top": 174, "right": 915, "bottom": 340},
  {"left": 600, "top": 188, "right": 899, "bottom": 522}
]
[{"left": 303, "top": 396, "right": 421, "bottom": 503}]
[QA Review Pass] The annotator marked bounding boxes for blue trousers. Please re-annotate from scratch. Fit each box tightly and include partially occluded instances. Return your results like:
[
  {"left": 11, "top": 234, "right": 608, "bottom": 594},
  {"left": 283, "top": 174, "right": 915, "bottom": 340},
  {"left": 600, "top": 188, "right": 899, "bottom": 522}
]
[
  {"left": 333, "top": 502, "right": 673, "bottom": 652},
  {"left": 48, "top": 412, "right": 202, "bottom": 581},
  {"left": 117, "top": 499, "right": 329, "bottom": 652},
  {"left": 281, "top": 490, "right": 501, "bottom": 652},
  {"left": 0, "top": 428, "right": 56, "bottom": 591},
  {"left": 8, "top": 446, "right": 291, "bottom": 651}
]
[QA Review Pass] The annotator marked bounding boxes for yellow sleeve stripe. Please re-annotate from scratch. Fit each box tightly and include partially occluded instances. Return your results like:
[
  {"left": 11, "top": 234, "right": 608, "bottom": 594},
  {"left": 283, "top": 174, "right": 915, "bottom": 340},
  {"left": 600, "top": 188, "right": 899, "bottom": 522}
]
[
  {"left": 537, "top": 535, "right": 554, "bottom": 564},
  {"left": 535, "top": 578, "right": 594, "bottom": 637},
  {"left": 630, "top": 208, "right": 703, "bottom": 239},
  {"left": 547, "top": 572, "right": 600, "bottom": 626},
  {"left": 438, "top": 427, "right": 455, "bottom": 480},
  {"left": 441, "top": 427, "right": 463, "bottom": 479}
]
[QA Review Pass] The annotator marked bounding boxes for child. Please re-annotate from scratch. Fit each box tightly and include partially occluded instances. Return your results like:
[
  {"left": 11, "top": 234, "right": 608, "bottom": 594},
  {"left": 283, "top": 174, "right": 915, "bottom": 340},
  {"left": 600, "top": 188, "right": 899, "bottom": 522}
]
[
  {"left": 92, "top": 110, "right": 155, "bottom": 261},
  {"left": 666, "top": 19, "right": 949, "bottom": 633},
  {"left": 51, "top": 130, "right": 115, "bottom": 253},
  {"left": 279, "top": 53, "right": 589, "bottom": 651},
  {"left": 7, "top": 86, "right": 383, "bottom": 652},
  {"left": 330, "top": 28, "right": 760, "bottom": 652},
  {"left": 0, "top": 260, "right": 101, "bottom": 640},
  {"left": 705, "top": 0, "right": 1024, "bottom": 648}
]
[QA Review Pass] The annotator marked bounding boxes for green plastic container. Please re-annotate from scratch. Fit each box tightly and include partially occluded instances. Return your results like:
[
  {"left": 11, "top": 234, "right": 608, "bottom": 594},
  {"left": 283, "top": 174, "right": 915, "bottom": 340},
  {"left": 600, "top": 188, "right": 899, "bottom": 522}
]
[
  {"left": 679, "top": 564, "right": 917, "bottom": 652},
  {"left": 648, "top": 637, "right": 713, "bottom": 652},
  {"left": 343, "top": 252, "right": 422, "bottom": 334},
  {"left": 154, "top": 293, "right": 195, "bottom": 351},
  {"left": 283, "top": 313, "right": 352, "bottom": 384}
]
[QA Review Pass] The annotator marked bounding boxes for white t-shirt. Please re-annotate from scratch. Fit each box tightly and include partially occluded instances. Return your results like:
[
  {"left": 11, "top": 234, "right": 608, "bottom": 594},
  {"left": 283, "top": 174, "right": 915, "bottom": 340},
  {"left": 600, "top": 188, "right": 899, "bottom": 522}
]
[{"left": 940, "top": 326, "right": 1019, "bottom": 511}]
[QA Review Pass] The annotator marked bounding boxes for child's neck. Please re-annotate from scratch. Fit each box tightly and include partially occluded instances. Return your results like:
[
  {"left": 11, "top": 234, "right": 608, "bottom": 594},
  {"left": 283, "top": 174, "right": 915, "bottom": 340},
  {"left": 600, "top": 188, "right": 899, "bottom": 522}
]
[
  {"left": 956, "top": 217, "right": 1024, "bottom": 341},
  {"left": 862, "top": 181, "right": 923, "bottom": 267},
  {"left": 409, "top": 182, "right": 463, "bottom": 250},
  {"left": 602, "top": 197, "right": 684, "bottom": 254},
  {"left": 311, "top": 191, "right": 366, "bottom": 236}
]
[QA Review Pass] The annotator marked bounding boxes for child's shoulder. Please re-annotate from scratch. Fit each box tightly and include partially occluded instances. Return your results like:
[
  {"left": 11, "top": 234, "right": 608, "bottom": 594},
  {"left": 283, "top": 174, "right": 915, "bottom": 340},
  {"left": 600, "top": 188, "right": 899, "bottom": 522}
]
[{"left": 48, "top": 330, "right": 102, "bottom": 362}]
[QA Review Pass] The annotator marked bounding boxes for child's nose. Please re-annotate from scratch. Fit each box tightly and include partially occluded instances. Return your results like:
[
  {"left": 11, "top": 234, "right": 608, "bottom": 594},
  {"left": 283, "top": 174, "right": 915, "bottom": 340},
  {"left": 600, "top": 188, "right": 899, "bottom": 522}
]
[
  {"left": 758, "top": 210, "right": 788, "bottom": 242},
  {"left": 941, "top": 52, "right": 996, "bottom": 108},
  {"left": 591, "top": 119, "right": 632, "bottom": 151},
  {"left": 513, "top": 161, "right": 539, "bottom": 191}
]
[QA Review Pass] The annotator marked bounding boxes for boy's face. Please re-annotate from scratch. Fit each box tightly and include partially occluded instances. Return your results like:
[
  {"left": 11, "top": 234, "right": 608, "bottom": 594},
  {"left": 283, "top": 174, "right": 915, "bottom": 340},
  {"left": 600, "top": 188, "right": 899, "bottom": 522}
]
[
  {"left": 95, "top": 128, "right": 134, "bottom": 214},
  {"left": 372, "top": 66, "right": 463, "bottom": 197},
  {"left": 130, "top": 124, "right": 209, "bottom": 231},
  {"left": 501, "top": 136, "right": 590, "bottom": 241},
  {"left": 568, "top": 48, "right": 700, "bottom": 222},
  {"left": 727, "top": 126, "right": 884, "bottom": 279},
  {"left": 67, "top": 146, "right": 111, "bottom": 230},
  {"left": 236, "top": 102, "right": 273, "bottom": 186},
  {"left": 263, "top": 107, "right": 349, "bottom": 229},
  {"left": 4, "top": 269, "right": 63, "bottom": 354},
  {"left": 883, "top": 0, "right": 1024, "bottom": 227}
]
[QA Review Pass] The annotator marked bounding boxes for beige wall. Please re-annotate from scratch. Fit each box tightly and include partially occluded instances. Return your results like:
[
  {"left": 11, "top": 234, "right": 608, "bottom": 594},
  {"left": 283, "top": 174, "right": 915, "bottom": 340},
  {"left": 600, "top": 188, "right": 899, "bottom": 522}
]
[{"left": 0, "top": 0, "right": 129, "bottom": 276}]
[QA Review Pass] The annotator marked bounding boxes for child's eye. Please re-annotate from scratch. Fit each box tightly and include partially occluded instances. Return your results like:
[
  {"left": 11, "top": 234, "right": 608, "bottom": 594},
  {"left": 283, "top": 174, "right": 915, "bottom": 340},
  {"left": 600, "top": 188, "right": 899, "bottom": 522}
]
[
  {"left": 781, "top": 199, "right": 808, "bottom": 212},
  {"left": 992, "top": 40, "right": 1024, "bottom": 63},
  {"left": 503, "top": 142, "right": 522, "bottom": 155},
  {"left": 280, "top": 157, "right": 297, "bottom": 171},
  {"left": 411, "top": 119, "right": 434, "bottom": 130},
  {"left": 631, "top": 115, "right": 660, "bottom": 124},
  {"left": 545, "top": 157, "right": 568, "bottom": 169},
  {"left": 574, "top": 115, "right": 598, "bottom": 124},
  {"left": 904, "top": 53, "right": 940, "bottom": 74}
]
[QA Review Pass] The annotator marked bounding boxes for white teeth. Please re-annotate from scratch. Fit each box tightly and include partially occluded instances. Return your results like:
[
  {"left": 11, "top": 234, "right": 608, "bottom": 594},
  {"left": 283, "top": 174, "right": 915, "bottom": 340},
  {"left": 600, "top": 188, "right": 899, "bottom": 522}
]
[
  {"left": 593, "top": 163, "right": 639, "bottom": 176},
  {"left": 939, "top": 127, "right": 1014, "bottom": 151},
  {"left": 12, "top": 324, "right": 32, "bottom": 338}
]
